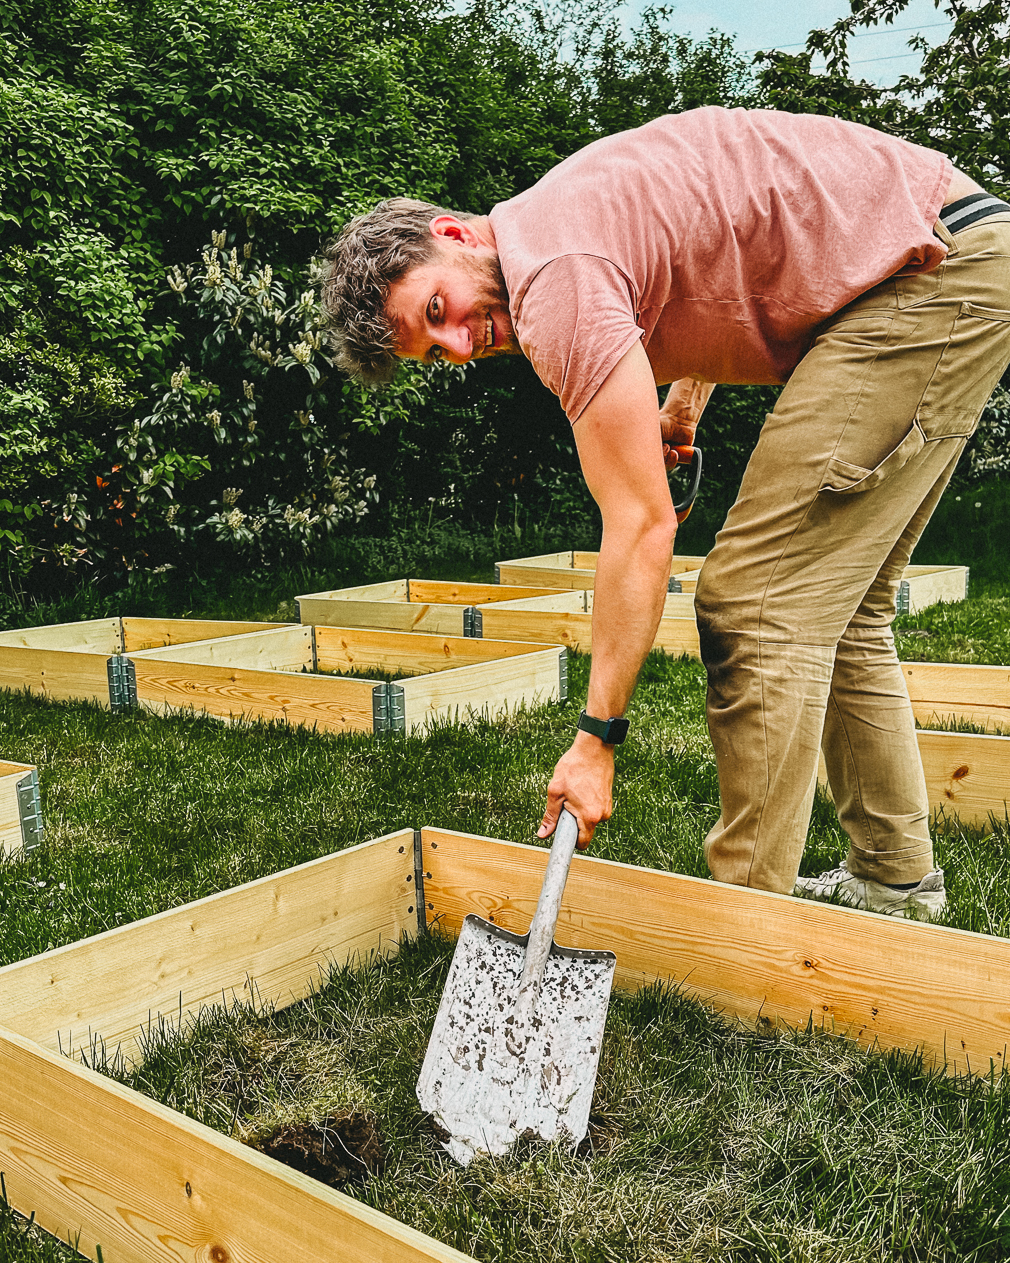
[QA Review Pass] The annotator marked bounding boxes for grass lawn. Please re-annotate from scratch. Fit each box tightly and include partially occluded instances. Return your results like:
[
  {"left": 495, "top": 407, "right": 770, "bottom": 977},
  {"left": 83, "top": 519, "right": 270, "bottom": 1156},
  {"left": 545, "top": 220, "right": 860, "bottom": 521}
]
[{"left": 1, "top": 509, "right": 1008, "bottom": 1260}]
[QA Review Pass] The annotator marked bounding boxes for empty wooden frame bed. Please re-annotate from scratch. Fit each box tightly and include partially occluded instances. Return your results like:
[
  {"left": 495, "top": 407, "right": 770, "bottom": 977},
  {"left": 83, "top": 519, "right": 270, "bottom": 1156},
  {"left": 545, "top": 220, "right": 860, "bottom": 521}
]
[{"left": 3, "top": 825, "right": 1010, "bottom": 1262}]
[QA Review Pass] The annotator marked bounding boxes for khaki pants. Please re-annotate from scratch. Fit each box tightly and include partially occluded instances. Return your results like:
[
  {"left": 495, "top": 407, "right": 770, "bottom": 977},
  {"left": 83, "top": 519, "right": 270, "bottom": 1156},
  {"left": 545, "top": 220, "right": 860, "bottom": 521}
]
[{"left": 696, "top": 216, "right": 1010, "bottom": 894}]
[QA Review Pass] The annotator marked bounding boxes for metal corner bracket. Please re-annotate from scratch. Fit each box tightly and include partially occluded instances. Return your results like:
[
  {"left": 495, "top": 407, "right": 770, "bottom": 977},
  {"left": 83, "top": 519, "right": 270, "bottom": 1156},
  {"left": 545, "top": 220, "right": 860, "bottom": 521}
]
[
  {"left": 372, "top": 682, "right": 406, "bottom": 735},
  {"left": 16, "top": 769, "right": 43, "bottom": 852},
  {"left": 413, "top": 828, "right": 427, "bottom": 934},
  {"left": 106, "top": 655, "right": 138, "bottom": 713},
  {"left": 558, "top": 648, "right": 569, "bottom": 704},
  {"left": 896, "top": 580, "right": 911, "bottom": 617},
  {"left": 462, "top": 606, "right": 483, "bottom": 638},
  {"left": 667, "top": 576, "right": 682, "bottom": 593},
  {"left": 494, "top": 563, "right": 501, "bottom": 584}
]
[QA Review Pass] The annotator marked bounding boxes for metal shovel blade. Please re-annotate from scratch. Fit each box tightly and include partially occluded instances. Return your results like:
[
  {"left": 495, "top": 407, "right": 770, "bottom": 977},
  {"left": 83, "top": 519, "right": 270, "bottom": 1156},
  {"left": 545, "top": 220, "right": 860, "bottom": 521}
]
[{"left": 417, "top": 814, "right": 616, "bottom": 1166}]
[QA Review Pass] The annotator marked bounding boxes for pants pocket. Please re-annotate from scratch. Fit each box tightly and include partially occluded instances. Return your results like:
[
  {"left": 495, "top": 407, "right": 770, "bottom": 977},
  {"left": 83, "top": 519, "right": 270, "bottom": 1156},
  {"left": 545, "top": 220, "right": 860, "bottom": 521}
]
[
  {"left": 820, "top": 420, "right": 926, "bottom": 495},
  {"left": 918, "top": 301, "right": 1010, "bottom": 436}
]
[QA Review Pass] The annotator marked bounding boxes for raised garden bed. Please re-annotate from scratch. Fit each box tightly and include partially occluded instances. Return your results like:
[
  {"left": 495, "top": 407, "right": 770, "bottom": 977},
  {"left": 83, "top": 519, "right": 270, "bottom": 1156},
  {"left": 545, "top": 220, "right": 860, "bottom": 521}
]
[
  {"left": 129, "top": 625, "right": 567, "bottom": 735},
  {"left": 3, "top": 824, "right": 1010, "bottom": 1262}
]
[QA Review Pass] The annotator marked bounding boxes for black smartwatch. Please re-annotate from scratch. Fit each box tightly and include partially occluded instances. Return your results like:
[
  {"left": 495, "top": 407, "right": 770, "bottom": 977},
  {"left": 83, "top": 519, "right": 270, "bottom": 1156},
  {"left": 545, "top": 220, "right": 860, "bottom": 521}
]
[{"left": 577, "top": 709, "right": 630, "bottom": 745}]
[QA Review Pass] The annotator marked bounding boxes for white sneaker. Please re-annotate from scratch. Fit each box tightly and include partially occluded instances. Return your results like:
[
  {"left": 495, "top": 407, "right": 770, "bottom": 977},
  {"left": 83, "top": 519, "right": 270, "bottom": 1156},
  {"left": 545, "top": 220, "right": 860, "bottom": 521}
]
[{"left": 793, "top": 861, "right": 946, "bottom": 919}]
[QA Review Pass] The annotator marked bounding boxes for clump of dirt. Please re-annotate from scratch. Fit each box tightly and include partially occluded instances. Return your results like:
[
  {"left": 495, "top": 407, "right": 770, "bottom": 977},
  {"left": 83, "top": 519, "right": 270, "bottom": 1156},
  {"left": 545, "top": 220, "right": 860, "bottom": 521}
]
[{"left": 253, "top": 1112, "right": 384, "bottom": 1187}]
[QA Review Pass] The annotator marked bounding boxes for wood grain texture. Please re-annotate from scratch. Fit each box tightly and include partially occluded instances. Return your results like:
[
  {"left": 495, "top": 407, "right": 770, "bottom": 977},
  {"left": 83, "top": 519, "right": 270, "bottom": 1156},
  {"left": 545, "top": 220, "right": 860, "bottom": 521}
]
[
  {"left": 122, "top": 618, "right": 284, "bottom": 652},
  {"left": 420, "top": 827, "right": 1010, "bottom": 1076},
  {"left": 0, "top": 831, "right": 417, "bottom": 1062},
  {"left": 902, "top": 661, "right": 1010, "bottom": 732},
  {"left": 131, "top": 658, "right": 376, "bottom": 731},
  {"left": 0, "top": 761, "right": 33, "bottom": 857},
  {"left": 0, "top": 1022, "right": 472, "bottom": 1263},
  {"left": 918, "top": 729, "right": 1010, "bottom": 826},
  {"left": 303, "top": 596, "right": 464, "bottom": 635},
  {"left": 400, "top": 648, "right": 561, "bottom": 732},
  {"left": 0, "top": 618, "right": 121, "bottom": 653},
  {"left": 406, "top": 580, "right": 563, "bottom": 605},
  {"left": 314, "top": 626, "right": 546, "bottom": 674},
  {"left": 0, "top": 645, "right": 114, "bottom": 706},
  {"left": 131, "top": 625, "right": 314, "bottom": 673}
]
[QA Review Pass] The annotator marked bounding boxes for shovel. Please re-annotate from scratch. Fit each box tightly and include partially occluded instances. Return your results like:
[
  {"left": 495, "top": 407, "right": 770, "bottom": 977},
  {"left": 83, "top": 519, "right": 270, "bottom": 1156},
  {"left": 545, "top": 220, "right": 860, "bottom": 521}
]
[{"left": 416, "top": 809, "right": 616, "bottom": 1166}]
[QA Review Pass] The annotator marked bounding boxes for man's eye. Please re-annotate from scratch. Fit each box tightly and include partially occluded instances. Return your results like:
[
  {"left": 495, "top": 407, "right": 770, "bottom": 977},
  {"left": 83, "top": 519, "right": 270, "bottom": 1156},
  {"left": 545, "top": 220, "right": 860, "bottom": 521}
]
[{"left": 428, "top": 297, "right": 441, "bottom": 322}]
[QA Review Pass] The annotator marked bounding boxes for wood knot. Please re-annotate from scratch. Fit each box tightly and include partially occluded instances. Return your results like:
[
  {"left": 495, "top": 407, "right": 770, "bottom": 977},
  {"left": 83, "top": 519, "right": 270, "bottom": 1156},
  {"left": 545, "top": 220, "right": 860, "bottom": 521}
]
[
  {"left": 952, "top": 765, "right": 970, "bottom": 781},
  {"left": 210, "top": 1247, "right": 229, "bottom": 1263}
]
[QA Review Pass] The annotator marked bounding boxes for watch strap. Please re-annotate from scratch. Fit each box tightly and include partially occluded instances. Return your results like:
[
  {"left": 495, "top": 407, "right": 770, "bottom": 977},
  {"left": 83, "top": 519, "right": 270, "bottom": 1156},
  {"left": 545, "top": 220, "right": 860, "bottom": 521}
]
[{"left": 577, "top": 709, "right": 630, "bottom": 745}]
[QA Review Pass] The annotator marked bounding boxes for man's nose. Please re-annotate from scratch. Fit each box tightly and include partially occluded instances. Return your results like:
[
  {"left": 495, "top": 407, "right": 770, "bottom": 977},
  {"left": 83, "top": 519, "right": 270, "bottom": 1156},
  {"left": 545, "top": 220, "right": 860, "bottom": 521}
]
[{"left": 441, "top": 323, "right": 473, "bottom": 362}]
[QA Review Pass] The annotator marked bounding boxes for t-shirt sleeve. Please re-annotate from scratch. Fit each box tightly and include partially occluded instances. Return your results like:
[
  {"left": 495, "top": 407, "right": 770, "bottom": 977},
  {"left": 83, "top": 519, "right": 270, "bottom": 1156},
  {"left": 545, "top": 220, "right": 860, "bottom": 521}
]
[{"left": 513, "top": 254, "right": 644, "bottom": 424}]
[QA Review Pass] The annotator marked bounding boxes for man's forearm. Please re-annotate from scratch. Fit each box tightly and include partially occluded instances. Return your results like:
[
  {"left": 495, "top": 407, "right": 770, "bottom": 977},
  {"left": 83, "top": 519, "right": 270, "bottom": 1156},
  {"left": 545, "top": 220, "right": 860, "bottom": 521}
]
[{"left": 585, "top": 517, "right": 677, "bottom": 719}]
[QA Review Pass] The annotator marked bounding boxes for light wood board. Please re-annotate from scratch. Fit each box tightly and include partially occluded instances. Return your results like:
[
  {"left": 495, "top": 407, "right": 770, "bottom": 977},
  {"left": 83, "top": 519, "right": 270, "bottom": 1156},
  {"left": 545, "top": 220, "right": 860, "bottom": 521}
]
[
  {"left": 314, "top": 626, "right": 548, "bottom": 675},
  {"left": 401, "top": 648, "right": 562, "bottom": 731},
  {"left": 131, "top": 657, "right": 377, "bottom": 731},
  {"left": 0, "top": 1022, "right": 472, "bottom": 1263},
  {"left": 904, "top": 565, "right": 969, "bottom": 613},
  {"left": 902, "top": 660, "right": 1010, "bottom": 732},
  {"left": 421, "top": 826, "right": 1010, "bottom": 1076},
  {"left": 0, "top": 830, "right": 417, "bottom": 1063},
  {"left": 122, "top": 617, "right": 284, "bottom": 652},
  {"left": 132, "top": 625, "right": 314, "bottom": 673},
  {"left": 0, "top": 618, "right": 121, "bottom": 653}
]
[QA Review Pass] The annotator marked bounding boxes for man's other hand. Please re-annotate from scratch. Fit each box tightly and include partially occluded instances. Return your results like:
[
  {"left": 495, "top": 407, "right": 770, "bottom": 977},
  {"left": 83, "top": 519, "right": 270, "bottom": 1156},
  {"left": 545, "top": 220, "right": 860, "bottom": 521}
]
[
  {"left": 660, "top": 377, "right": 714, "bottom": 469},
  {"left": 536, "top": 732, "right": 615, "bottom": 850}
]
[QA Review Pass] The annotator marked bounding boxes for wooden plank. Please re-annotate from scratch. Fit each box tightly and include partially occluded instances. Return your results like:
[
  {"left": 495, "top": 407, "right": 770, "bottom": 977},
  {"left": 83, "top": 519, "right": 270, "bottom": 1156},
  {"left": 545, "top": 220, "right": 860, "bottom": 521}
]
[
  {"left": 904, "top": 565, "right": 969, "bottom": 612},
  {"left": 131, "top": 626, "right": 314, "bottom": 673},
  {"left": 0, "top": 831, "right": 417, "bottom": 1062},
  {"left": 300, "top": 579, "right": 410, "bottom": 604},
  {"left": 0, "top": 618, "right": 121, "bottom": 653},
  {"left": 314, "top": 626, "right": 547, "bottom": 675},
  {"left": 0, "top": 761, "right": 33, "bottom": 857},
  {"left": 421, "top": 827, "right": 1010, "bottom": 1076},
  {"left": 400, "top": 648, "right": 562, "bottom": 732},
  {"left": 131, "top": 657, "right": 376, "bottom": 731},
  {"left": 918, "top": 730, "right": 1010, "bottom": 826},
  {"left": 302, "top": 595, "right": 445, "bottom": 635},
  {"left": 0, "top": 645, "right": 114, "bottom": 706},
  {"left": 902, "top": 661, "right": 1010, "bottom": 733},
  {"left": 0, "top": 1022, "right": 472, "bottom": 1263},
  {"left": 122, "top": 617, "right": 285, "bottom": 652},
  {"left": 406, "top": 580, "right": 564, "bottom": 605}
]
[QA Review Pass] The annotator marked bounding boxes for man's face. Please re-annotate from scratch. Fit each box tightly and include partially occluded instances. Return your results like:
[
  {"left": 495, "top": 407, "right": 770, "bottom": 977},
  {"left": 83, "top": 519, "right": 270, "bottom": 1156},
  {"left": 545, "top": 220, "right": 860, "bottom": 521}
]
[{"left": 386, "top": 242, "right": 520, "bottom": 366}]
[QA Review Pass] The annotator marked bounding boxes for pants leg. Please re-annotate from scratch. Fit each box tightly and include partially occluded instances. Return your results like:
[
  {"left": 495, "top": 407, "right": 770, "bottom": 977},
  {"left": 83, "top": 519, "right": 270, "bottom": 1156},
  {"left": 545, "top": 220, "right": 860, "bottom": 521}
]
[
  {"left": 822, "top": 444, "right": 964, "bottom": 886},
  {"left": 698, "top": 217, "right": 1010, "bottom": 894}
]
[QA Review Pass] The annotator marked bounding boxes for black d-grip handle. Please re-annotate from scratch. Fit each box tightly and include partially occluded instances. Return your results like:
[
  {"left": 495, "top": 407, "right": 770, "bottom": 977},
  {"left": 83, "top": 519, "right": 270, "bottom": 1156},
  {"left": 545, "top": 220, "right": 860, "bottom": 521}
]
[{"left": 670, "top": 445, "right": 703, "bottom": 524}]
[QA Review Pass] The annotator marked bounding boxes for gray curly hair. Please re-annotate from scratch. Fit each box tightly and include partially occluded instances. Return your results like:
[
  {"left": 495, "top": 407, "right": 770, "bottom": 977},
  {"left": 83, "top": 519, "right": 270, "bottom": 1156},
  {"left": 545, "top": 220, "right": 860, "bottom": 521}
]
[{"left": 320, "top": 197, "right": 474, "bottom": 386}]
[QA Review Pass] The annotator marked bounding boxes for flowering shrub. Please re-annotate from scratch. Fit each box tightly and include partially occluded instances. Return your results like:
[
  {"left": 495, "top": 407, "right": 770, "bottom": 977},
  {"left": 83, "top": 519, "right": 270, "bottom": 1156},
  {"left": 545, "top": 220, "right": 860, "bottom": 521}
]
[{"left": 134, "top": 230, "right": 431, "bottom": 566}]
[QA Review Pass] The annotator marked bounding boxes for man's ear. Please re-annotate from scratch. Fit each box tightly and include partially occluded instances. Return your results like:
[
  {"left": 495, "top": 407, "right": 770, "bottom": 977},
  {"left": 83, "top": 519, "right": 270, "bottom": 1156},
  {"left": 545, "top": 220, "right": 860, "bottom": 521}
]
[{"left": 429, "top": 215, "right": 479, "bottom": 247}]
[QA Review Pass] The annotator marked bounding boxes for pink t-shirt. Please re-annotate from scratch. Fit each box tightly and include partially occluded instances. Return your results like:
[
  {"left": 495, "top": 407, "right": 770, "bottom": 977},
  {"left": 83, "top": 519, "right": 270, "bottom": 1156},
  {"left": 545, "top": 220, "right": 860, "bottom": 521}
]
[{"left": 488, "top": 107, "right": 952, "bottom": 423}]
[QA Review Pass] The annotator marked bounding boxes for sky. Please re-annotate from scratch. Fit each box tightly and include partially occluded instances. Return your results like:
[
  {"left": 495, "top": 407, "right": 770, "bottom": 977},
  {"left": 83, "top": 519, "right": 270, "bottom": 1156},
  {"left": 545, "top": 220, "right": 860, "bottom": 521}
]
[{"left": 644, "top": 0, "right": 953, "bottom": 86}]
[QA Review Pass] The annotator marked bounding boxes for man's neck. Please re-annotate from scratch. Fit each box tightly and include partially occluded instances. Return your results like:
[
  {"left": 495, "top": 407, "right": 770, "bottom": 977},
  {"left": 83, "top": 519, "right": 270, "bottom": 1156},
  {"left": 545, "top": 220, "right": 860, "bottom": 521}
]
[{"left": 469, "top": 214, "right": 497, "bottom": 251}]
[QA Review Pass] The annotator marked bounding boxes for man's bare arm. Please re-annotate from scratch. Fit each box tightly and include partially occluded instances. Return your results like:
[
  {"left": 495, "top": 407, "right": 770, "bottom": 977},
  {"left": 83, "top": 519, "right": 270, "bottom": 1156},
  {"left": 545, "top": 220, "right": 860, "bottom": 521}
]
[{"left": 537, "top": 341, "right": 680, "bottom": 849}]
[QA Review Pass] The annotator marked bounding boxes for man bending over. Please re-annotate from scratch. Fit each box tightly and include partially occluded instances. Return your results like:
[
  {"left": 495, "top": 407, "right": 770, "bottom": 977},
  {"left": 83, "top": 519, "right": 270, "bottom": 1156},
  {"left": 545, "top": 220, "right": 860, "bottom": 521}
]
[{"left": 322, "top": 106, "right": 1010, "bottom": 918}]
